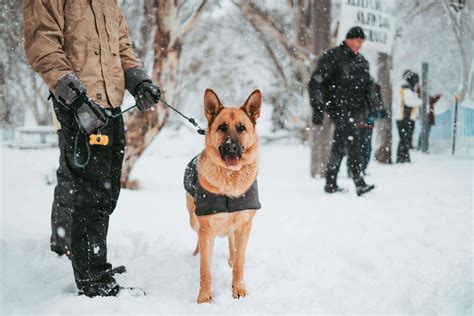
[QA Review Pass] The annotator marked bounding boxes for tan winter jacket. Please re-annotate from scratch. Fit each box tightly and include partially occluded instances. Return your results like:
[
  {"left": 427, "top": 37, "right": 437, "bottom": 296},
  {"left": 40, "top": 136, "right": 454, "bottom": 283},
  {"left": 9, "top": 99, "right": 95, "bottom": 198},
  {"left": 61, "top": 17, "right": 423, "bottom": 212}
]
[{"left": 23, "top": 0, "right": 142, "bottom": 111}]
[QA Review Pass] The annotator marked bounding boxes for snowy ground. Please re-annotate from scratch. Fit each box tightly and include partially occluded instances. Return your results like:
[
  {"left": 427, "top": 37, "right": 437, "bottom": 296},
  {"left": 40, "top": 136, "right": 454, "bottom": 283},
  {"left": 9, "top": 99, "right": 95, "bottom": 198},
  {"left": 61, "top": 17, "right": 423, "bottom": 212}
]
[{"left": 1, "top": 126, "right": 472, "bottom": 314}]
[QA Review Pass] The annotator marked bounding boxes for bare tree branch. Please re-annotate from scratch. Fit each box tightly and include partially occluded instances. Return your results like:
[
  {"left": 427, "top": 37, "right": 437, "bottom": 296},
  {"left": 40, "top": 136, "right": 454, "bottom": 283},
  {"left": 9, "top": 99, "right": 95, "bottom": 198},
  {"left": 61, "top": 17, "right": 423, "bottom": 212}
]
[
  {"left": 244, "top": 11, "right": 288, "bottom": 87},
  {"left": 176, "top": 0, "right": 208, "bottom": 39},
  {"left": 395, "top": 1, "right": 437, "bottom": 37},
  {"left": 440, "top": 0, "right": 472, "bottom": 100},
  {"left": 239, "top": 0, "right": 310, "bottom": 62}
]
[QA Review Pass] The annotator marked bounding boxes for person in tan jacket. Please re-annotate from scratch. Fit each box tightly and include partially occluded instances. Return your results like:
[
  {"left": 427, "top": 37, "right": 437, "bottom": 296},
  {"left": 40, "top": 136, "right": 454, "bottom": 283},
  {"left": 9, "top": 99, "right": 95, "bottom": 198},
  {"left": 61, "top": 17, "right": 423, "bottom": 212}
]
[{"left": 23, "top": 0, "right": 160, "bottom": 297}]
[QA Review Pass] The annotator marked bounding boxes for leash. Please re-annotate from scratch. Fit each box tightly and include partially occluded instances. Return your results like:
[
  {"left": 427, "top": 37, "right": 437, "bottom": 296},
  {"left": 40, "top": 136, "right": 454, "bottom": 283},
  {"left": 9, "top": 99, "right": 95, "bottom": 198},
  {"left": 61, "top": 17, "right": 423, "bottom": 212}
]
[
  {"left": 50, "top": 91, "right": 205, "bottom": 168},
  {"left": 111, "top": 98, "right": 206, "bottom": 135},
  {"left": 73, "top": 125, "right": 91, "bottom": 168}
]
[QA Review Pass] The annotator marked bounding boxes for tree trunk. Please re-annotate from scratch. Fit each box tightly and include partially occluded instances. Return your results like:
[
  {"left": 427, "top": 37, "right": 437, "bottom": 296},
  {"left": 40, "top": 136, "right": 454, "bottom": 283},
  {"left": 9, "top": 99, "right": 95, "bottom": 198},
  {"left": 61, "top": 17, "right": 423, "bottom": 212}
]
[
  {"left": 121, "top": 2, "right": 172, "bottom": 189},
  {"left": 441, "top": 0, "right": 473, "bottom": 101},
  {"left": 374, "top": 52, "right": 393, "bottom": 164},
  {"left": 310, "top": 0, "right": 333, "bottom": 178},
  {"left": 29, "top": 73, "right": 51, "bottom": 126},
  {"left": 136, "top": 0, "right": 157, "bottom": 67},
  {"left": 0, "top": 63, "right": 8, "bottom": 126},
  {"left": 121, "top": 0, "right": 207, "bottom": 188}
]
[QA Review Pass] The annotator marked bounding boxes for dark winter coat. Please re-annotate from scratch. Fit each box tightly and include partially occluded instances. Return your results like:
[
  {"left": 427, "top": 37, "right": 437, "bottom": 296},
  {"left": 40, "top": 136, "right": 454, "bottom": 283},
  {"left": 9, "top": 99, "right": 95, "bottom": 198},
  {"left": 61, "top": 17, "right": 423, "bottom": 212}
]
[
  {"left": 184, "top": 156, "right": 261, "bottom": 217},
  {"left": 309, "top": 42, "right": 374, "bottom": 121}
]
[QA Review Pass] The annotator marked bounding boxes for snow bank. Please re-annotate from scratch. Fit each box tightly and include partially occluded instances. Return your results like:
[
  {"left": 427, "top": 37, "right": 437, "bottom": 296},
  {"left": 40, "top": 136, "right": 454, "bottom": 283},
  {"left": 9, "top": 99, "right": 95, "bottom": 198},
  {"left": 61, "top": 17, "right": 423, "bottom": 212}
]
[{"left": 1, "top": 127, "right": 472, "bottom": 314}]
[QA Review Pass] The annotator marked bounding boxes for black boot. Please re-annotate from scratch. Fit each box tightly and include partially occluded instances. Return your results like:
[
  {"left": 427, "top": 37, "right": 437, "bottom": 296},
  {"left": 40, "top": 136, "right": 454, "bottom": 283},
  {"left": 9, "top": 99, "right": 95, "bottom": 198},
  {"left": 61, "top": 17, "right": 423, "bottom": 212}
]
[
  {"left": 77, "top": 265, "right": 146, "bottom": 298},
  {"left": 79, "top": 281, "right": 146, "bottom": 298},
  {"left": 324, "top": 183, "right": 348, "bottom": 193},
  {"left": 79, "top": 276, "right": 120, "bottom": 298},
  {"left": 354, "top": 178, "right": 375, "bottom": 196}
]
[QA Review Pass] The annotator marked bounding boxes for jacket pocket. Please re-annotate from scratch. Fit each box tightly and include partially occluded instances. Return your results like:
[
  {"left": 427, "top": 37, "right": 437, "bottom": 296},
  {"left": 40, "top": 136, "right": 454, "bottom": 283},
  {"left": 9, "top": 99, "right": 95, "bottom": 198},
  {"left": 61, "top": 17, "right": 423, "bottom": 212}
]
[
  {"left": 63, "top": 1, "right": 91, "bottom": 42},
  {"left": 104, "top": 7, "right": 121, "bottom": 54},
  {"left": 65, "top": 47, "right": 88, "bottom": 74},
  {"left": 63, "top": 1, "right": 92, "bottom": 74}
]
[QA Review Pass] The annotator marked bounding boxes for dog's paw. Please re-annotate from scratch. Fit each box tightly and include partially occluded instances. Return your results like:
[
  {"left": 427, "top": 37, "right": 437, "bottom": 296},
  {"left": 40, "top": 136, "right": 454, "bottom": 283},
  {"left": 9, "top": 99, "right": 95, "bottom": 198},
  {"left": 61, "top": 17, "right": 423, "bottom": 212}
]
[
  {"left": 196, "top": 290, "right": 212, "bottom": 304},
  {"left": 232, "top": 285, "right": 248, "bottom": 299}
]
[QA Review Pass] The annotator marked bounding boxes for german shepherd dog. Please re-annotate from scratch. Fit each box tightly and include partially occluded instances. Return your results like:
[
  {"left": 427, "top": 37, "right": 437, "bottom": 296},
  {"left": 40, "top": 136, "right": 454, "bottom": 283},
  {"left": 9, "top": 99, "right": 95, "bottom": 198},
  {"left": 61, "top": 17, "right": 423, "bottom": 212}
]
[{"left": 184, "top": 89, "right": 262, "bottom": 304}]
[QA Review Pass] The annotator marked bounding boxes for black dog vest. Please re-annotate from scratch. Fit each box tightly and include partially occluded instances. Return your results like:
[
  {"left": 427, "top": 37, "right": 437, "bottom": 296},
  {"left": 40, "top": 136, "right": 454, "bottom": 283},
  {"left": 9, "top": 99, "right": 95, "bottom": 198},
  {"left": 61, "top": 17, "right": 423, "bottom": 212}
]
[{"left": 184, "top": 155, "right": 261, "bottom": 216}]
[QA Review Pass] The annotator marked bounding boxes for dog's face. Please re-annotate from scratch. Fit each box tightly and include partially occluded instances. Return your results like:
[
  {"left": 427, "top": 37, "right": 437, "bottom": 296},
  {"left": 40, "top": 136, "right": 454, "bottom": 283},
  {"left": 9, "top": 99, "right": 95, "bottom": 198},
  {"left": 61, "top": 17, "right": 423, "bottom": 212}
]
[{"left": 203, "top": 89, "right": 262, "bottom": 170}]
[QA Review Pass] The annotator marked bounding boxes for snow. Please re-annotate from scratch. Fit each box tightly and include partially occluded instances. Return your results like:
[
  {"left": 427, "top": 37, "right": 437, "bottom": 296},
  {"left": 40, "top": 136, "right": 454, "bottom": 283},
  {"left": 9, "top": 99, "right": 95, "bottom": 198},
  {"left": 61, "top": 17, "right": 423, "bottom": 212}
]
[{"left": 1, "top": 126, "right": 472, "bottom": 314}]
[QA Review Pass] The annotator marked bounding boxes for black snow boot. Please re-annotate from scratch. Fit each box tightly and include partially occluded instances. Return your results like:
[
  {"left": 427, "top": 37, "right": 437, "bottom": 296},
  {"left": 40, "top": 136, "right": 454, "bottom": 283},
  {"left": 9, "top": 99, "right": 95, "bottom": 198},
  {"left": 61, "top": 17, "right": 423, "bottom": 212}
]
[
  {"left": 356, "top": 184, "right": 375, "bottom": 196},
  {"left": 78, "top": 267, "right": 145, "bottom": 298},
  {"left": 324, "top": 183, "right": 348, "bottom": 193},
  {"left": 79, "top": 283, "right": 146, "bottom": 298},
  {"left": 79, "top": 276, "right": 121, "bottom": 298},
  {"left": 354, "top": 178, "right": 375, "bottom": 196}
]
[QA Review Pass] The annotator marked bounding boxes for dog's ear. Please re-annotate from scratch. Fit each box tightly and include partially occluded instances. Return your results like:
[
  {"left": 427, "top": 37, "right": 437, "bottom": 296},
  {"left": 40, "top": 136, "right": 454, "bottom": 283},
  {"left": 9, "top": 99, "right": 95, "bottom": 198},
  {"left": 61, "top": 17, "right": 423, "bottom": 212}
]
[
  {"left": 204, "top": 89, "right": 223, "bottom": 123},
  {"left": 241, "top": 90, "right": 262, "bottom": 124}
]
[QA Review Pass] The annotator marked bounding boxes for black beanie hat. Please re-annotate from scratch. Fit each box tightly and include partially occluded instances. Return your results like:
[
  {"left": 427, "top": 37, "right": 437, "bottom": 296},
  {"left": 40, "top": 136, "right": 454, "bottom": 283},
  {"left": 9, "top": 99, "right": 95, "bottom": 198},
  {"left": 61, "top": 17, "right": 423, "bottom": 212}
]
[
  {"left": 403, "top": 70, "right": 419, "bottom": 87},
  {"left": 346, "top": 26, "right": 366, "bottom": 40}
]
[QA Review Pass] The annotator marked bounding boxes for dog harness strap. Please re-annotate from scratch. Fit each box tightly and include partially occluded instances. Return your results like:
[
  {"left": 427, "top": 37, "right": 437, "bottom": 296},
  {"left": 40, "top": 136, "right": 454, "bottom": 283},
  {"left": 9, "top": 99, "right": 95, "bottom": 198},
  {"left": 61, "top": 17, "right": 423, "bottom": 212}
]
[{"left": 183, "top": 155, "right": 261, "bottom": 216}]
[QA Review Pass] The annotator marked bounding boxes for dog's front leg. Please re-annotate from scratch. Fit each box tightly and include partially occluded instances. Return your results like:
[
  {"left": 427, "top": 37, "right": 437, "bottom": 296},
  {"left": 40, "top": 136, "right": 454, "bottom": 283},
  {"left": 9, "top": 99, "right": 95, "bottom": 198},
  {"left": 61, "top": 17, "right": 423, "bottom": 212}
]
[
  {"left": 228, "top": 233, "right": 236, "bottom": 267},
  {"left": 232, "top": 221, "right": 253, "bottom": 299},
  {"left": 197, "top": 228, "right": 215, "bottom": 304}
]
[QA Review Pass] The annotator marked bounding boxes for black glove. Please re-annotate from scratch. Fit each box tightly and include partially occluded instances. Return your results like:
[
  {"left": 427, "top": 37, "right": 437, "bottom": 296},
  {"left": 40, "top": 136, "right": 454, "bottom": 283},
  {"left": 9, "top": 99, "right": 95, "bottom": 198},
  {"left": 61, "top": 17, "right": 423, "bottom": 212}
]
[
  {"left": 55, "top": 73, "right": 87, "bottom": 110},
  {"left": 312, "top": 111, "right": 324, "bottom": 125},
  {"left": 134, "top": 82, "right": 161, "bottom": 111},
  {"left": 55, "top": 74, "right": 107, "bottom": 133},
  {"left": 378, "top": 108, "right": 389, "bottom": 119},
  {"left": 125, "top": 67, "right": 161, "bottom": 111},
  {"left": 366, "top": 116, "right": 376, "bottom": 126}
]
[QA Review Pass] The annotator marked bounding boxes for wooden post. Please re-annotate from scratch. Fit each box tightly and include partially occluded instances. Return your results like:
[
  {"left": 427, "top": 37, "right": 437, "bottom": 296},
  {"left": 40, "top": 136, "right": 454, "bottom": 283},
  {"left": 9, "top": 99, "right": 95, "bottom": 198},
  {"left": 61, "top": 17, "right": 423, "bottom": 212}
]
[
  {"left": 374, "top": 52, "right": 393, "bottom": 164},
  {"left": 310, "top": 0, "right": 333, "bottom": 178}
]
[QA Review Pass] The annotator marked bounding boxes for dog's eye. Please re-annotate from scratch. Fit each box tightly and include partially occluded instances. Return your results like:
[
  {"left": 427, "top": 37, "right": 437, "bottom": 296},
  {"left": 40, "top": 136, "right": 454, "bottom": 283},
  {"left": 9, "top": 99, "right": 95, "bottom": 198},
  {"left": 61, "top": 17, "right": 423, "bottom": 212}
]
[
  {"left": 217, "top": 123, "right": 228, "bottom": 133},
  {"left": 236, "top": 124, "right": 246, "bottom": 133}
]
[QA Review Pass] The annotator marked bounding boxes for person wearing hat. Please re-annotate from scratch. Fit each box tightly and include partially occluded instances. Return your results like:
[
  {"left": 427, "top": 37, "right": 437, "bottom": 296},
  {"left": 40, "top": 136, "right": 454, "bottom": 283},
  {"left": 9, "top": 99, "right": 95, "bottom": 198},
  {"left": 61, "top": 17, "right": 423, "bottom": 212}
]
[
  {"left": 396, "top": 70, "right": 422, "bottom": 162},
  {"left": 308, "top": 26, "right": 376, "bottom": 196}
]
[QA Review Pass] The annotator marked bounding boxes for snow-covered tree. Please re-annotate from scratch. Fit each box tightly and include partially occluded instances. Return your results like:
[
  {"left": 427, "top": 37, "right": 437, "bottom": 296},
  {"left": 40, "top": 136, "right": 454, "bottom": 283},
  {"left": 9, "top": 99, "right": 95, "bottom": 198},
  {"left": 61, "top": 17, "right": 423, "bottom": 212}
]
[
  {"left": 440, "top": 0, "right": 473, "bottom": 102},
  {"left": 1, "top": 0, "right": 51, "bottom": 128},
  {"left": 120, "top": 0, "right": 208, "bottom": 188}
]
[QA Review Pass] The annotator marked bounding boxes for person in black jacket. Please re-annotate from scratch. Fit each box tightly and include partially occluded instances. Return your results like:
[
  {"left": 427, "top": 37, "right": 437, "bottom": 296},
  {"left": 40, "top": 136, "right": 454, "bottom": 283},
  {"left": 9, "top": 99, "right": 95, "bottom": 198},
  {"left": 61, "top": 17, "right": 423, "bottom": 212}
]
[{"left": 309, "top": 26, "right": 375, "bottom": 196}]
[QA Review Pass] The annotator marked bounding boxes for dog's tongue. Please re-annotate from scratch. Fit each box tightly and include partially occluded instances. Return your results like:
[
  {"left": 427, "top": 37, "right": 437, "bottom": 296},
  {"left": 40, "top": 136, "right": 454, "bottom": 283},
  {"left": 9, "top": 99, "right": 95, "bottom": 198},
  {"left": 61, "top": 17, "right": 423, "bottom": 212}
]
[{"left": 225, "top": 155, "right": 239, "bottom": 166}]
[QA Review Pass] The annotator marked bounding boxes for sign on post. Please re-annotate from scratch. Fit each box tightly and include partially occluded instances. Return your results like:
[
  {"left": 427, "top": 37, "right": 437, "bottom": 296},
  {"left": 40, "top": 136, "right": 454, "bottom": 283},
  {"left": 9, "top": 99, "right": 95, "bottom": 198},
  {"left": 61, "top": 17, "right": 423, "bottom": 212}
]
[{"left": 337, "top": 0, "right": 395, "bottom": 54}]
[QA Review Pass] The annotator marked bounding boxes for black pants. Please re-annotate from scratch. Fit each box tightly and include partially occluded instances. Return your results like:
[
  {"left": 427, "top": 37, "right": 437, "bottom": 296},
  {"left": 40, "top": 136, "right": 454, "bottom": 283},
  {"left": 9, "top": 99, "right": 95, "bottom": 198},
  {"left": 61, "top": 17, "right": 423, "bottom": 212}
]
[
  {"left": 326, "top": 117, "right": 364, "bottom": 187},
  {"left": 346, "top": 127, "right": 373, "bottom": 174},
  {"left": 360, "top": 127, "right": 373, "bottom": 172},
  {"left": 50, "top": 97, "right": 125, "bottom": 290},
  {"left": 396, "top": 119, "right": 414, "bottom": 163},
  {"left": 408, "top": 120, "right": 415, "bottom": 148}
]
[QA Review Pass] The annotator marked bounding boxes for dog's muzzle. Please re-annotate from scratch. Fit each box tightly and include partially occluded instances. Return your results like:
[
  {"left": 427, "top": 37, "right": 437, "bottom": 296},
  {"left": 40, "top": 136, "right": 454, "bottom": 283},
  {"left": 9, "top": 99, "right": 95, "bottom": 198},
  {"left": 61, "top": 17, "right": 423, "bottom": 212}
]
[{"left": 219, "top": 138, "right": 244, "bottom": 166}]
